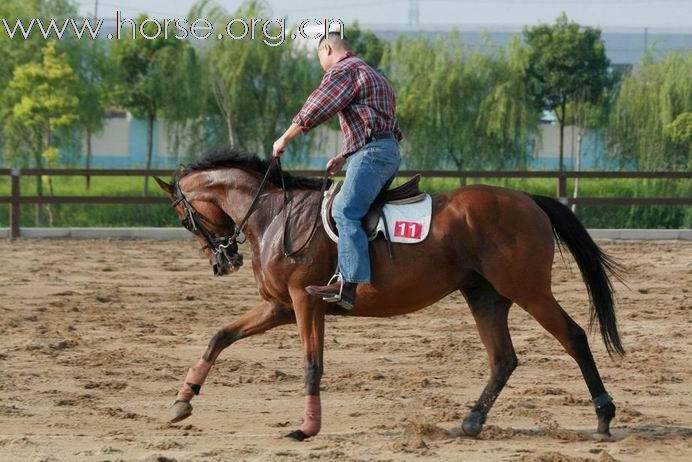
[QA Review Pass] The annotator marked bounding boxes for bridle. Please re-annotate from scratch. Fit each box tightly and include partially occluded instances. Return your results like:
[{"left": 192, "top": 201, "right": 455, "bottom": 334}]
[
  {"left": 171, "top": 157, "right": 329, "bottom": 275},
  {"left": 172, "top": 180, "right": 244, "bottom": 275}
]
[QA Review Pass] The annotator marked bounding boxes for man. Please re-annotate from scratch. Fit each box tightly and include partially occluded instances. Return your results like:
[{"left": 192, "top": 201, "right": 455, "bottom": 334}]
[{"left": 272, "top": 31, "right": 402, "bottom": 310}]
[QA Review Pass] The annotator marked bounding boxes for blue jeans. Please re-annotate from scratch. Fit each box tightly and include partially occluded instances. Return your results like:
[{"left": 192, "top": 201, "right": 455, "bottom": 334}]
[{"left": 332, "top": 137, "right": 401, "bottom": 283}]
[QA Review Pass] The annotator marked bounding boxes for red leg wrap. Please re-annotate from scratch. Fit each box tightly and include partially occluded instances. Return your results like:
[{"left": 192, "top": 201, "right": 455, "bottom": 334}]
[
  {"left": 299, "top": 395, "right": 322, "bottom": 436},
  {"left": 175, "top": 358, "right": 212, "bottom": 402}
]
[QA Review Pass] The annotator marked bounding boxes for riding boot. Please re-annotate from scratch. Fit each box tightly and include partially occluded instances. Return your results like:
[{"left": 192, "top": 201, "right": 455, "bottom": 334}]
[{"left": 305, "top": 280, "right": 357, "bottom": 311}]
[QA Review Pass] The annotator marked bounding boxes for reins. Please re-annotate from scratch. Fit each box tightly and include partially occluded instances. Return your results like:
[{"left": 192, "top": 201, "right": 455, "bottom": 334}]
[{"left": 277, "top": 158, "right": 330, "bottom": 258}]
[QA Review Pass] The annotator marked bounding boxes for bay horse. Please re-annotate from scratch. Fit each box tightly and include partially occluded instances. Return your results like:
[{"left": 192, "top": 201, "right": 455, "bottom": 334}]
[{"left": 154, "top": 147, "right": 624, "bottom": 441}]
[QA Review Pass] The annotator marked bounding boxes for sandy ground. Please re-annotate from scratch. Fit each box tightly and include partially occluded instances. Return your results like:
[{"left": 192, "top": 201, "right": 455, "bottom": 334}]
[{"left": 0, "top": 239, "right": 690, "bottom": 462}]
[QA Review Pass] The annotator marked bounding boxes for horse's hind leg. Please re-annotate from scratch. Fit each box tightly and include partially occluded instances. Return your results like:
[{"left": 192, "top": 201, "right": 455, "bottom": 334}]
[
  {"left": 518, "top": 293, "right": 615, "bottom": 437},
  {"left": 457, "top": 278, "right": 516, "bottom": 437}
]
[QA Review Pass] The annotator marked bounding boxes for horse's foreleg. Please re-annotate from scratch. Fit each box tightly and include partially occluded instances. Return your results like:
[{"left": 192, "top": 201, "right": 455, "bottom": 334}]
[
  {"left": 457, "top": 281, "right": 516, "bottom": 437},
  {"left": 170, "top": 301, "right": 295, "bottom": 423},
  {"left": 285, "top": 289, "right": 326, "bottom": 441}
]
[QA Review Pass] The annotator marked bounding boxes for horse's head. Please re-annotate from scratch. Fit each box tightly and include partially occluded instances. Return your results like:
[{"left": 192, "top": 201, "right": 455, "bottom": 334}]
[{"left": 154, "top": 175, "right": 244, "bottom": 277}]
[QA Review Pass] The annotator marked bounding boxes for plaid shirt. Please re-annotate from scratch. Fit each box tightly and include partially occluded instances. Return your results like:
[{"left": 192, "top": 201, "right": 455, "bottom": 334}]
[{"left": 293, "top": 53, "right": 402, "bottom": 157}]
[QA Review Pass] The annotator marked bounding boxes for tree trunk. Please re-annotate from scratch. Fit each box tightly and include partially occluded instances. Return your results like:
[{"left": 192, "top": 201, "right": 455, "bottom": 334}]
[
  {"left": 144, "top": 115, "right": 154, "bottom": 196},
  {"left": 33, "top": 152, "right": 43, "bottom": 226},
  {"left": 572, "top": 130, "right": 583, "bottom": 213},
  {"left": 46, "top": 130, "right": 55, "bottom": 227},
  {"left": 450, "top": 152, "right": 466, "bottom": 187},
  {"left": 85, "top": 126, "right": 92, "bottom": 190},
  {"left": 558, "top": 100, "right": 566, "bottom": 173}
]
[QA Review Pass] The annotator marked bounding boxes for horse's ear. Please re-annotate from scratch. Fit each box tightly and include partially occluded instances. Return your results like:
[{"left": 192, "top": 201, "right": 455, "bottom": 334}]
[{"left": 153, "top": 176, "right": 174, "bottom": 196}]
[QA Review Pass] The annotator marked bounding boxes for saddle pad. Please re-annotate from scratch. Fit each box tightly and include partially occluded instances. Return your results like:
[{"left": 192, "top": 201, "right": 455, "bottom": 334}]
[{"left": 376, "top": 194, "right": 432, "bottom": 243}]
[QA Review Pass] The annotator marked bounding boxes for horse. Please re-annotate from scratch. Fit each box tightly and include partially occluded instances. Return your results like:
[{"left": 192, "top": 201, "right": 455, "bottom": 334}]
[{"left": 154, "top": 147, "right": 624, "bottom": 442}]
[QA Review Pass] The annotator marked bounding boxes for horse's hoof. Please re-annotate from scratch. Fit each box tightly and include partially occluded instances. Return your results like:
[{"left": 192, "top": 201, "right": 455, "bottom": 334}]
[
  {"left": 461, "top": 412, "right": 484, "bottom": 437},
  {"left": 592, "top": 431, "right": 613, "bottom": 442},
  {"left": 285, "top": 429, "right": 311, "bottom": 441},
  {"left": 169, "top": 400, "right": 193, "bottom": 423}
]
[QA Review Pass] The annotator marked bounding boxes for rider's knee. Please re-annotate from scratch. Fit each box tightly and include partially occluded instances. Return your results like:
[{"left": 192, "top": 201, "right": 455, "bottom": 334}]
[{"left": 332, "top": 196, "right": 352, "bottom": 223}]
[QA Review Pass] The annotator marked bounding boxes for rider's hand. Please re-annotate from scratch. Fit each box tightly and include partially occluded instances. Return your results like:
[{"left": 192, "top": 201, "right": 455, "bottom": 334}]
[
  {"left": 326, "top": 155, "right": 346, "bottom": 176},
  {"left": 272, "top": 137, "right": 288, "bottom": 158}
]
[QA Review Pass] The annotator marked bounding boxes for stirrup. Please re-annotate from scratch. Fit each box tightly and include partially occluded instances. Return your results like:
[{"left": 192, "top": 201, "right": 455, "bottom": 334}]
[{"left": 321, "top": 270, "right": 344, "bottom": 303}]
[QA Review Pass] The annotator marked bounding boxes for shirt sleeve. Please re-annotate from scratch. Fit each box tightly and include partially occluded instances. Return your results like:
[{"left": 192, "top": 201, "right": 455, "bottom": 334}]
[{"left": 292, "top": 67, "right": 356, "bottom": 133}]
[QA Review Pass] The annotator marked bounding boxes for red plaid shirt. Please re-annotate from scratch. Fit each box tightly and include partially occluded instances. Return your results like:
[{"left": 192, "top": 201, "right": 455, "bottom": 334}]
[{"left": 293, "top": 53, "right": 402, "bottom": 157}]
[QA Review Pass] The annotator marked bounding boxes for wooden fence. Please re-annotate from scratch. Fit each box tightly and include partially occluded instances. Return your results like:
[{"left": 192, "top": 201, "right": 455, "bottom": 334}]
[{"left": 1, "top": 168, "right": 690, "bottom": 239}]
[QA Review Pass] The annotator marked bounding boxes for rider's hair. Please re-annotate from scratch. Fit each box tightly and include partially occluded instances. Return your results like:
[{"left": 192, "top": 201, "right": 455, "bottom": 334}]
[{"left": 318, "top": 32, "right": 351, "bottom": 51}]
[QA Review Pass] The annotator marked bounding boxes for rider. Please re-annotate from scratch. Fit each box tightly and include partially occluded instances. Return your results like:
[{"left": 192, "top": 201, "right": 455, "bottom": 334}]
[{"left": 272, "top": 31, "right": 402, "bottom": 310}]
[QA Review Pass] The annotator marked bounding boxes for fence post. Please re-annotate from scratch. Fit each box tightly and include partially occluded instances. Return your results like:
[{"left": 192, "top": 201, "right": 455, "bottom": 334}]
[
  {"left": 10, "top": 168, "right": 21, "bottom": 239},
  {"left": 557, "top": 173, "right": 568, "bottom": 206}
]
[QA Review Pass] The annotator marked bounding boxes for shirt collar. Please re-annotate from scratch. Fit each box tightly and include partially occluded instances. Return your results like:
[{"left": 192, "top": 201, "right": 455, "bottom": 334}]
[{"left": 336, "top": 51, "right": 354, "bottom": 63}]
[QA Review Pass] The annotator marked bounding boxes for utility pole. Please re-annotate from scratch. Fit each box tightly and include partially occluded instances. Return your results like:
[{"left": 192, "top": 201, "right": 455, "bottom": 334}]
[
  {"left": 409, "top": 0, "right": 419, "bottom": 28},
  {"left": 94, "top": 0, "right": 99, "bottom": 22}
]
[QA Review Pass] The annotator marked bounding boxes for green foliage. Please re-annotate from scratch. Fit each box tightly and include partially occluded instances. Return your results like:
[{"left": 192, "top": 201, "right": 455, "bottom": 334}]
[
  {"left": 524, "top": 14, "right": 611, "bottom": 113},
  {"left": 524, "top": 14, "right": 612, "bottom": 168},
  {"left": 346, "top": 22, "right": 387, "bottom": 69},
  {"left": 4, "top": 42, "right": 78, "bottom": 166},
  {"left": 608, "top": 52, "right": 692, "bottom": 170},
  {"left": 111, "top": 13, "right": 202, "bottom": 192},
  {"left": 387, "top": 32, "right": 538, "bottom": 171},
  {"left": 665, "top": 112, "right": 692, "bottom": 148},
  {"left": 194, "top": 0, "right": 320, "bottom": 159},
  {"left": 111, "top": 15, "right": 200, "bottom": 122}
]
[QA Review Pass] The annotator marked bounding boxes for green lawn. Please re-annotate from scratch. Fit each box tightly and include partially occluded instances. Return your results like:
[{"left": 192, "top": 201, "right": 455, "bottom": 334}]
[{"left": 0, "top": 174, "right": 690, "bottom": 228}]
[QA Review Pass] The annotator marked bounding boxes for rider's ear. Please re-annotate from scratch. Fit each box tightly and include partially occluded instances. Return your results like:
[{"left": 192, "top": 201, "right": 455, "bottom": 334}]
[{"left": 153, "top": 176, "right": 174, "bottom": 197}]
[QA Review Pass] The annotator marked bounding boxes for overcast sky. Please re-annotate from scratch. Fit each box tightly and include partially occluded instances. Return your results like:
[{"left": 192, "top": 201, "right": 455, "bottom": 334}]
[{"left": 79, "top": 0, "right": 692, "bottom": 30}]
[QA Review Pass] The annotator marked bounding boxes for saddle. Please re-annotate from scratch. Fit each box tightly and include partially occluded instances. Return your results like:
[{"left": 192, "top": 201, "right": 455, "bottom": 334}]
[{"left": 322, "top": 174, "right": 429, "bottom": 243}]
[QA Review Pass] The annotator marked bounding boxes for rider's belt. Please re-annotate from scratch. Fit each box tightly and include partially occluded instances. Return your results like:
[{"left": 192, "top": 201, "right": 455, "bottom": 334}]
[
  {"left": 368, "top": 132, "right": 395, "bottom": 142},
  {"left": 343, "top": 132, "right": 396, "bottom": 159}
]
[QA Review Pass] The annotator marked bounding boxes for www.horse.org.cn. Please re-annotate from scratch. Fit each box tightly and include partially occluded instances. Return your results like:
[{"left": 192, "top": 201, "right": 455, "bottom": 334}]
[{"left": 0, "top": 13, "right": 345, "bottom": 47}]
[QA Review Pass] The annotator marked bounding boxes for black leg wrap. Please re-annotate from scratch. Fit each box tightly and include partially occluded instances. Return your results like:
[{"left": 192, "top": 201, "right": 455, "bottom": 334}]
[
  {"left": 592, "top": 393, "right": 612, "bottom": 410},
  {"left": 286, "top": 429, "right": 310, "bottom": 441},
  {"left": 593, "top": 393, "right": 615, "bottom": 435}
]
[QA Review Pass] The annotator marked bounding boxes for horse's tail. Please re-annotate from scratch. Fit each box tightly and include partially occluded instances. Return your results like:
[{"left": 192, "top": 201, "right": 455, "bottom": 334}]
[{"left": 532, "top": 195, "right": 625, "bottom": 358}]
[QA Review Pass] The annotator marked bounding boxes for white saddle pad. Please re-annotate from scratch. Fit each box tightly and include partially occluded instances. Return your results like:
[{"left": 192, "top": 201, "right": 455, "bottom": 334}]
[
  {"left": 321, "top": 184, "right": 432, "bottom": 244},
  {"left": 377, "top": 194, "right": 432, "bottom": 243}
]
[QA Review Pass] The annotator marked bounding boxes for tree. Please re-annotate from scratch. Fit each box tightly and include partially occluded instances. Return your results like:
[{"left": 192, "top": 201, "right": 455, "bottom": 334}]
[
  {"left": 666, "top": 112, "right": 692, "bottom": 149},
  {"left": 0, "top": 0, "right": 48, "bottom": 159},
  {"left": 524, "top": 14, "right": 612, "bottom": 171},
  {"left": 608, "top": 52, "right": 691, "bottom": 170},
  {"left": 386, "top": 32, "right": 538, "bottom": 176},
  {"left": 61, "top": 38, "right": 112, "bottom": 188},
  {"left": 4, "top": 42, "right": 79, "bottom": 224},
  {"left": 194, "top": 0, "right": 319, "bottom": 160},
  {"left": 347, "top": 22, "right": 387, "bottom": 69},
  {"left": 111, "top": 15, "right": 200, "bottom": 195}
]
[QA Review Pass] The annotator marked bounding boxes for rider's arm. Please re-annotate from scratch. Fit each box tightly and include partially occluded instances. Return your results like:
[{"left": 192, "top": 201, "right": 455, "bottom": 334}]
[
  {"left": 278, "top": 123, "right": 303, "bottom": 145},
  {"left": 292, "top": 68, "right": 356, "bottom": 134}
]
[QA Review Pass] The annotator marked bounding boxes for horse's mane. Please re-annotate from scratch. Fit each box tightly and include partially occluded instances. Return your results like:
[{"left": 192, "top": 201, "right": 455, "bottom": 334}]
[{"left": 173, "top": 147, "right": 330, "bottom": 191}]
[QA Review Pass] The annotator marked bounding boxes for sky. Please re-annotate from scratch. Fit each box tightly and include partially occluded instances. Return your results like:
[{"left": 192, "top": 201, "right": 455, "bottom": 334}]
[{"left": 78, "top": 0, "right": 692, "bottom": 30}]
